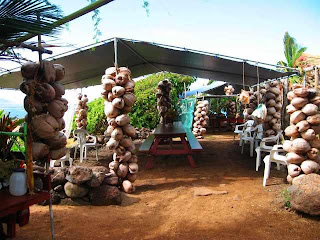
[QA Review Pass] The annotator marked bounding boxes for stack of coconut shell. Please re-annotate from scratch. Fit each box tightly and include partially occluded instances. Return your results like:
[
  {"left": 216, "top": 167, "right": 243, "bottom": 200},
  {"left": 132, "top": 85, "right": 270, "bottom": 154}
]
[
  {"left": 261, "top": 81, "right": 282, "bottom": 137},
  {"left": 75, "top": 94, "right": 89, "bottom": 129},
  {"left": 101, "top": 66, "right": 138, "bottom": 193},
  {"left": 305, "top": 69, "right": 319, "bottom": 89},
  {"left": 20, "top": 60, "right": 68, "bottom": 162},
  {"left": 224, "top": 85, "right": 235, "bottom": 96},
  {"left": 192, "top": 100, "right": 209, "bottom": 138},
  {"left": 226, "top": 100, "right": 237, "bottom": 118},
  {"left": 284, "top": 84, "right": 320, "bottom": 183},
  {"left": 156, "top": 79, "right": 172, "bottom": 124}
]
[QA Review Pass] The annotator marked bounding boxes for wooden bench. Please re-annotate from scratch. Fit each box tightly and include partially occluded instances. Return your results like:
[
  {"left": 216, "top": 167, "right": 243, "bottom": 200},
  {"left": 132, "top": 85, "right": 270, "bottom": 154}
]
[
  {"left": 139, "top": 134, "right": 155, "bottom": 153},
  {"left": 185, "top": 130, "right": 203, "bottom": 152}
]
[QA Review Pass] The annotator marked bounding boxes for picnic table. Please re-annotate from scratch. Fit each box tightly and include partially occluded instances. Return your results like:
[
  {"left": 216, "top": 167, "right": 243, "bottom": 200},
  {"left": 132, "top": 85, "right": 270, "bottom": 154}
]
[{"left": 139, "top": 121, "right": 203, "bottom": 168}]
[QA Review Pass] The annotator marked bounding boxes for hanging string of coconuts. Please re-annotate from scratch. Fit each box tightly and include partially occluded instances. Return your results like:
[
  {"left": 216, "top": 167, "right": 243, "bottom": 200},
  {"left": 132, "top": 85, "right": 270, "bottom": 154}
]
[
  {"left": 284, "top": 84, "right": 320, "bottom": 183},
  {"left": 20, "top": 60, "right": 68, "bottom": 163},
  {"left": 239, "top": 89, "right": 260, "bottom": 120},
  {"left": 156, "top": 79, "right": 172, "bottom": 124},
  {"left": 101, "top": 66, "right": 138, "bottom": 193},
  {"left": 261, "top": 81, "right": 282, "bottom": 137},
  {"left": 192, "top": 100, "right": 209, "bottom": 138},
  {"left": 224, "top": 85, "right": 235, "bottom": 96},
  {"left": 75, "top": 94, "right": 89, "bottom": 129}
]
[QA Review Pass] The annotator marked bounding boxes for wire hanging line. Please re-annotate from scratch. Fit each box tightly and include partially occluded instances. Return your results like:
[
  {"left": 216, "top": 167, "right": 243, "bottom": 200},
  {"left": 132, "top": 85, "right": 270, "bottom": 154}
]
[{"left": 242, "top": 61, "right": 245, "bottom": 89}]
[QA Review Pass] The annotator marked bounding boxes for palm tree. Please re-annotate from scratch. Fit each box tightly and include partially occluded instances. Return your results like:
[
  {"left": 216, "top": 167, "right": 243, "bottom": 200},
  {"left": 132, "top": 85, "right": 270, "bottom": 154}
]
[
  {"left": 0, "top": 0, "right": 63, "bottom": 48},
  {"left": 277, "top": 32, "right": 307, "bottom": 71}
]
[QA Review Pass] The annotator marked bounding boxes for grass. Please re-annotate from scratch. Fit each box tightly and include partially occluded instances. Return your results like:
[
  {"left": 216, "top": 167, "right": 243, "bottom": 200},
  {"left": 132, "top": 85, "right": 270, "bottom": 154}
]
[{"left": 282, "top": 188, "right": 291, "bottom": 208}]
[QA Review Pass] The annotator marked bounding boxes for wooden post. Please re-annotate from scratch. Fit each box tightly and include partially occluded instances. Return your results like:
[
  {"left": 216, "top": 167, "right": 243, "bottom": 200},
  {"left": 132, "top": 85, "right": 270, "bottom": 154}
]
[
  {"left": 114, "top": 37, "right": 118, "bottom": 68},
  {"left": 282, "top": 77, "right": 289, "bottom": 131}
]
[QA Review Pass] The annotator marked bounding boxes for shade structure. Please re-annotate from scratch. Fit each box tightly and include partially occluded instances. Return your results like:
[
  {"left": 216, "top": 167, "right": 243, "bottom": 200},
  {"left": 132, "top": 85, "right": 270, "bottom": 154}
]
[{"left": 0, "top": 38, "right": 293, "bottom": 90}]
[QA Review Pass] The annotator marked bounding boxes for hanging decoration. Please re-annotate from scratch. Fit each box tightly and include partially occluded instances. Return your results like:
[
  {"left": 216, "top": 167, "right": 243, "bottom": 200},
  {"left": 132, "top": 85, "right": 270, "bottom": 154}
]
[
  {"left": 192, "top": 100, "right": 209, "bottom": 138},
  {"left": 156, "top": 79, "right": 172, "bottom": 124},
  {"left": 101, "top": 66, "right": 138, "bottom": 193},
  {"left": 75, "top": 94, "right": 89, "bottom": 129},
  {"left": 284, "top": 84, "right": 320, "bottom": 183}
]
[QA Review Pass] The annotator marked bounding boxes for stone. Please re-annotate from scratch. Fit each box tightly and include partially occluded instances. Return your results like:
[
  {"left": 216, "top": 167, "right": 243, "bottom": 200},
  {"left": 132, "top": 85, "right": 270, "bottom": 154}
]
[
  {"left": 57, "top": 191, "right": 67, "bottom": 199},
  {"left": 87, "top": 172, "right": 105, "bottom": 188},
  {"left": 90, "top": 166, "right": 109, "bottom": 174},
  {"left": 288, "top": 173, "right": 320, "bottom": 215},
  {"left": 64, "top": 182, "right": 88, "bottom": 198},
  {"left": 40, "top": 191, "right": 61, "bottom": 205},
  {"left": 194, "top": 187, "right": 213, "bottom": 196},
  {"left": 89, "top": 185, "right": 121, "bottom": 206},
  {"left": 212, "top": 190, "right": 228, "bottom": 195},
  {"left": 102, "top": 176, "right": 119, "bottom": 186},
  {"left": 66, "top": 166, "right": 93, "bottom": 184},
  {"left": 54, "top": 185, "right": 63, "bottom": 192},
  {"left": 51, "top": 167, "right": 67, "bottom": 186},
  {"left": 60, "top": 198, "right": 90, "bottom": 206}
]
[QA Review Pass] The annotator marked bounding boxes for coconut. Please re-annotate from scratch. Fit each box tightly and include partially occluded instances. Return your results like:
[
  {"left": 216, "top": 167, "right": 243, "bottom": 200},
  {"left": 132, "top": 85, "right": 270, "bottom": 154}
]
[
  {"left": 106, "top": 138, "right": 119, "bottom": 151},
  {"left": 291, "top": 138, "right": 311, "bottom": 153},
  {"left": 120, "top": 136, "right": 133, "bottom": 148},
  {"left": 115, "top": 114, "right": 130, "bottom": 126},
  {"left": 31, "top": 114, "right": 59, "bottom": 139},
  {"left": 35, "top": 82, "right": 56, "bottom": 103},
  {"left": 122, "top": 92, "right": 137, "bottom": 107},
  {"left": 115, "top": 73, "right": 129, "bottom": 86},
  {"left": 127, "top": 143, "right": 136, "bottom": 153},
  {"left": 24, "top": 96, "right": 44, "bottom": 114},
  {"left": 310, "top": 96, "right": 320, "bottom": 106},
  {"left": 32, "top": 142, "right": 50, "bottom": 160},
  {"left": 293, "top": 88, "right": 309, "bottom": 98},
  {"left": 290, "top": 111, "right": 306, "bottom": 124},
  {"left": 306, "top": 114, "right": 320, "bottom": 125},
  {"left": 104, "top": 101, "right": 120, "bottom": 118},
  {"left": 47, "top": 99, "right": 68, "bottom": 119},
  {"left": 109, "top": 161, "right": 119, "bottom": 170},
  {"left": 128, "top": 162, "right": 138, "bottom": 174},
  {"left": 41, "top": 60, "right": 56, "bottom": 83},
  {"left": 286, "top": 152, "right": 306, "bottom": 164},
  {"left": 307, "top": 148, "right": 319, "bottom": 160},
  {"left": 50, "top": 147, "right": 67, "bottom": 160},
  {"left": 266, "top": 92, "right": 276, "bottom": 99},
  {"left": 117, "top": 163, "right": 129, "bottom": 178},
  {"left": 126, "top": 173, "right": 137, "bottom": 183},
  {"left": 44, "top": 132, "right": 67, "bottom": 150},
  {"left": 50, "top": 82, "right": 65, "bottom": 99},
  {"left": 283, "top": 140, "right": 293, "bottom": 152},
  {"left": 300, "top": 160, "right": 320, "bottom": 174},
  {"left": 56, "top": 118, "right": 65, "bottom": 131},
  {"left": 291, "top": 97, "right": 308, "bottom": 109},
  {"left": 54, "top": 64, "right": 65, "bottom": 81},
  {"left": 301, "top": 103, "right": 318, "bottom": 116},
  {"left": 111, "top": 127, "right": 124, "bottom": 141},
  {"left": 295, "top": 120, "right": 310, "bottom": 132},
  {"left": 102, "top": 78, "right": 116, "bottom": 91},
  {"left": 285, "top": 125, "right": 299, "bottom": 137},
  {"left": 286, "top": 104, "right": 298, "bottom": 114},
  {"left": 122, "top": 105, "right": 132, "bottom": 114},
  {"left": 112, "top": 86, "right": 125, "bottom": 97},
  {"left": 112, "top": 98, "right": 125, "bottom": 109},
  {"left": 288, "top": 164, "right": 302, "bottom": 177},
  {"left": 122, "top": 180, "right": 134, "bottom": 193},
  {"left": 122, "top": 124, "right": 136, "bottom": 138},
  {"left": 301, "top": 129, "right": 316, "bottom": 140},
  {"left": 21, "top": 62, "right": 40, "bottom": 79},
  {"left": 310, "top": 138, "right": 320, "bottom": 148},
  {"left": 124, "top": 80, "right": 135, "bottom": 92},
  {"left": 105, "top": 67, "right": 117, "bottom": 76},
  {"left": 287, "top": 91, "right": 297, "bottom": 101}
]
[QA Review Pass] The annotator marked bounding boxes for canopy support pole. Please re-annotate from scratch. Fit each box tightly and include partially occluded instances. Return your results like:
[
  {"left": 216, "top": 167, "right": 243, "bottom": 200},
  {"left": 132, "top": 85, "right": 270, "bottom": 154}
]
[
  {"left": 114, "top": 37, "right": 118, "bottom": 68},
  {"left": 314, "top": 67, "right": 319, "bottom": 92}
]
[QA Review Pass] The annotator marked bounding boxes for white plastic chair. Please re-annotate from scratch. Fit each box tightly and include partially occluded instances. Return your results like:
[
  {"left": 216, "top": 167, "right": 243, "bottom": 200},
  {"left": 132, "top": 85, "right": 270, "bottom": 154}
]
[
  {"left": 236, "top": 120, "right": 254, "bottom": 146},
  {"left": 241, "top": 123, "right": 263, "bottom": 157},
  {"left": 263, "top": 145, "right": 288, "bottom": 187},
  {"left": 50, "top": 151, "right": 73, "bottom": 168},
  {"left": 255, "top": 131, "right": 283, "bottom": 171},
  {"left": 73, "top": 129, "right": 98, "bottom": 163}
]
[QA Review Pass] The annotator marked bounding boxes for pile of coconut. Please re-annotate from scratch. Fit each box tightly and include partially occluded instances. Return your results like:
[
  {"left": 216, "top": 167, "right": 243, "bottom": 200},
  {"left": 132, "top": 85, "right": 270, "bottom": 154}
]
[
  {"left": 20, "top": 60, "right": 68, "bottom": 162},
  {"left": 75, "top": 94, "right": 89, "bottom": 129},
  {"left": 224, "top": 85, "right": 235, "bottom": 96},
  {"left": 101, "top": 66, "right": 138, "bottom": 193},
  {"left": 226, "top": 100, "right": 237, "bottom": 118},
  {"left": 193, "top": 100, "right": 209, "bottom": 138},
  {"left": 284, "top": 84, "right": 320, "bottom": 183},
  {"left": 261, "top": 81, "right": 282, "bottom": 137},
  {"left": 156, "top": 79, "right": 172, "bottom": 124},
  {"left": 305, "top": 68, "right": 319, "bottom": 89}
]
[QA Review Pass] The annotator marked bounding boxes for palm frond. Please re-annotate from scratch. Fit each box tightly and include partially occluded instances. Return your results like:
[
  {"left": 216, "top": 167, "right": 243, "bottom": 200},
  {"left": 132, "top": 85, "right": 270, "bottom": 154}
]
[{"left": 0, "top": 0, "right": 63, "bottom": 43}]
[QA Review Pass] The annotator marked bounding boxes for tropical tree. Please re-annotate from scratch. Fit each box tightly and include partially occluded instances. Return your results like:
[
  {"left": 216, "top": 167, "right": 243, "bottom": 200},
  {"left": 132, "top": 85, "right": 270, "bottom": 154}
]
[{"left": 277, "top": 32, "right": 307, "bottom": 71}]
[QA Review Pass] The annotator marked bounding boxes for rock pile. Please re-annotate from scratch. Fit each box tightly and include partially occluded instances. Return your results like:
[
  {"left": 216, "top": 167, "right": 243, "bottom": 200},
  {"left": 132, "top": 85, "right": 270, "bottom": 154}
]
[
  {"left": 75, "top": 94, "right": 88, "bottom": 129},
  {"left": 284, "top": 84, "right": 320, "bottom": 183},
  {"left": 101, "top": 66, "right": 138, "bottom": 193},
  {"left": 193, "top": 100, "right": 209, "bottom": 138},
  {"left": 156, "top": 79, "right": 172, "bottom": 124},
  {"left": 20, "top": 61, "right": 68, "bottom": 162},
  {"left": 43, "top": 166, "right": 122, "bottom": 205}
]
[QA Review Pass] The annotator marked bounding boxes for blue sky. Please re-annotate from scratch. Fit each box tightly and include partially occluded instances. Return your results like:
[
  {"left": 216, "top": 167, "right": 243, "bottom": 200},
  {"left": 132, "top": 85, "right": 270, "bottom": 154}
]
[{"left": 1, "top": 0, "right": 320, "bottom": 113}]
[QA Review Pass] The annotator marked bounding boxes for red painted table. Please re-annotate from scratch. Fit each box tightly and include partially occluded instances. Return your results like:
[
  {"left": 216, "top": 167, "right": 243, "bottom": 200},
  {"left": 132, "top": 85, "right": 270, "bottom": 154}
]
[
  {"left": 0, "top": 174, "right": 50, "bottom": 238},
  {"left": 140, "top": 122, "right": 202, "bottom": 168}
]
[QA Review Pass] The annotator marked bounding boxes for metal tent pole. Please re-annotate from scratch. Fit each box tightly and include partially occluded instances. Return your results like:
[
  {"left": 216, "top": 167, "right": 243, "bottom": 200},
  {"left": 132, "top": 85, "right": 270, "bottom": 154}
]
[{"left": 114, "top": 37, "right": 118, "bottom": 68}]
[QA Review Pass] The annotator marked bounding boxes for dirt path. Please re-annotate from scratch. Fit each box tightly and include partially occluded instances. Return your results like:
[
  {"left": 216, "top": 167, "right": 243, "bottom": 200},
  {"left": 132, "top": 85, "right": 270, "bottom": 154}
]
[{"left": 15, "top": 133, "right": 320, "bottom": 240}]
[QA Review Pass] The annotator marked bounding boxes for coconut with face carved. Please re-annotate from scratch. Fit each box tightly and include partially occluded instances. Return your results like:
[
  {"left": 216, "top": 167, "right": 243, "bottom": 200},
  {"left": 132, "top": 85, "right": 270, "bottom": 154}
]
[
  {"left": 20, "top": 61, "right": 68, "bottom": 163},
  {"left": 102, "top": 66, "right": 138, "bottom": 193}
]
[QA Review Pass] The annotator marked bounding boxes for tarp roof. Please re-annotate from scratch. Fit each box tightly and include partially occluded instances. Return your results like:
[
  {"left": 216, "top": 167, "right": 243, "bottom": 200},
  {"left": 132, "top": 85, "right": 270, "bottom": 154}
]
[{"left": 0, "top": 38, "right": 293, "bottom": 90}]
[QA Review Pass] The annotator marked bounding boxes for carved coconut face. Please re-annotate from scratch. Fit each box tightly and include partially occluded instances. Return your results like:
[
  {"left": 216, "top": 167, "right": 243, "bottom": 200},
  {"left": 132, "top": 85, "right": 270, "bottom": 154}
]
[{"left": 115, "top": 73, "right": 129, "bottom": 86}]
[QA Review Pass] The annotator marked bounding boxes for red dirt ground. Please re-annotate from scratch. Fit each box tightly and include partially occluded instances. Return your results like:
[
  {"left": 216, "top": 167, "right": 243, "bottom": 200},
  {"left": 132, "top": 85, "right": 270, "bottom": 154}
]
[{"left": 14, "top": 132, "right": 320, "bottom": 240}]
